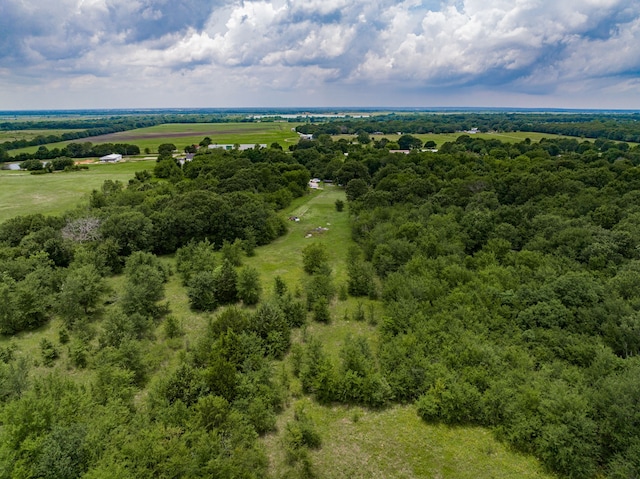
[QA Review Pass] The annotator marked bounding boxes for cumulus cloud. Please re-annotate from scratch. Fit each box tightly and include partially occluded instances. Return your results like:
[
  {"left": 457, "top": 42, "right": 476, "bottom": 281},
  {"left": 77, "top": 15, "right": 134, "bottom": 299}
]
[{"left": 1, "top": 0, "right": 639, "bottom": 108}]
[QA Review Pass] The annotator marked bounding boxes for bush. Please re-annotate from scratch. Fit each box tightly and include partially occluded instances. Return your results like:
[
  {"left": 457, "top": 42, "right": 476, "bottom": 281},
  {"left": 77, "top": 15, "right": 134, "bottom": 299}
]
[
  {"left": 187, "top": 271, "right": 218, "bottom": 311},
  {"left": 302, "top": 243, "right": 329, "bottom": 275},
  {"left": 237, "top": 267, "right": 262, "bottom": 306},
  {"left": 40, "top": 339, "right": 59, "bottom": 367},
  {"left": 163, "top": 315, "right": 183, "bottom": 339}
]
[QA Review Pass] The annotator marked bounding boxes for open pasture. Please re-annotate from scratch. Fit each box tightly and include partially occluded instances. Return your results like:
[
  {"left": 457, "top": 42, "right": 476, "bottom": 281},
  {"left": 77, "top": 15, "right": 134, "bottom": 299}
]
[
  {"left": 8, "top": 122, "right": 301, "bottom": 155},
  {"left": 0, "top": 159, "right": 155, "bottom": 223}
]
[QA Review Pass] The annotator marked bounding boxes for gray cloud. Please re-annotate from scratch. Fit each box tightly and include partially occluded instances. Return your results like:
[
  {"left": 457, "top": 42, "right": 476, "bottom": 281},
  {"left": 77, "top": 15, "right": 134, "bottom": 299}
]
[{"left": 1, "top": 0, "right": 639, "bottom": 108}]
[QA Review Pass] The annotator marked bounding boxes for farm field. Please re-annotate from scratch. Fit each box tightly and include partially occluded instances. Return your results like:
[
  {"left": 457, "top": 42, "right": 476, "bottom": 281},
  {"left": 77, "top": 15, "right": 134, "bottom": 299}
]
[
  {"left": 7, "top": 122, "right": 301, "bottom": 155},
  {"left": 0, "top": 159, "right": 155, "bottom": 223}
]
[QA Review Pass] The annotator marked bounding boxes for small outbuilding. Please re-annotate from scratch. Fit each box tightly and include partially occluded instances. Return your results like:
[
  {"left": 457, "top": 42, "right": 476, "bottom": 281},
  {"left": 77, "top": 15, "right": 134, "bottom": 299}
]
[{"left": 99, "top": 153, "right": 122, "bottom": 162}]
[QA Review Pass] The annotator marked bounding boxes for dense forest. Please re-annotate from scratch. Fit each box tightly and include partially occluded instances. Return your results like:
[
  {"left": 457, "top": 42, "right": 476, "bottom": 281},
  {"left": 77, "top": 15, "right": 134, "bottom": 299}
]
[{"left": 2, "top": 116, "right": 640, "bottom": 478}]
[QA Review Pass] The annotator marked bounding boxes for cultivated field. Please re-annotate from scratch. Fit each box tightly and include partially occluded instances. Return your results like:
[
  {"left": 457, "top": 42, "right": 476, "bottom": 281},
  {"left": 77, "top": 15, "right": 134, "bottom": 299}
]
[{"left": 8, "top": 122, "right": 301, "bottom": 155}]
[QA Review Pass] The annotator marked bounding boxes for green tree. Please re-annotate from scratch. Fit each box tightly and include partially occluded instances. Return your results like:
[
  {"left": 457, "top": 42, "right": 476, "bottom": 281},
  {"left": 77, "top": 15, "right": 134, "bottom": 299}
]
[
  {"left": 398, "top": 134, "right": 423, "bottom": 150},
  {"left": 100, "top": 210, "right": 154, "bottom": 257},
  {"left": 347, "top": 246, "right": 376, "bottom": 297},
  {"left": 154, "top": 158, "right": 183, "bottom": 181},
  {"left": 213, "top": 259, "right": 238, "bottom": 305},
  {"left": 121, "top": 254, "right": 166, "bottom": 319},
  {"left": 176, "top": 239, "right": 217, "bottom": 285},
  {"left": 345, "top": 178, "right": 369, "bottom": 202},
  {"left": 157, "top": 143, "right": 177, "bottom": 158},
  {"left": 237, "top": 267, "right": 262, "bottom": 306},
  {"left": 21, "top": 159, "right": 44, "bottom": 171},
  {"left": 221, "top": 239, "right": 243, "bottom": 267},
  {"left": 302, "top": 243, "right": 329, "bottom": 275},
  {"left": 357, "top": 130, "right": 371, "bottom": 145},
  {"left": 187, "top": 271, "right": 218, "bottom": 311},
  {"left": 57, "top": 264, "right": 104, "bottom": 328}
]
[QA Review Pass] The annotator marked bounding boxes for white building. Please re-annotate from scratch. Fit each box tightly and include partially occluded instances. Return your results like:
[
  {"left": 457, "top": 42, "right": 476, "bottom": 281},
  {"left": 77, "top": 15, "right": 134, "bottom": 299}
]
[{"left": 99, "top": 153, "right": 122, "bottom": 162}]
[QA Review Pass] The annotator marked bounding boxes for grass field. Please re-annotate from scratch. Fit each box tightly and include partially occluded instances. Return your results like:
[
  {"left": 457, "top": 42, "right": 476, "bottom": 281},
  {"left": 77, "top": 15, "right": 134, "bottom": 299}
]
[
  {"left": 0, "top": 159, "right": 155, "bottom": 223},
  {"left": 8, "top": 122, "right": 302, "bottom": 155},
  {"left": 265, "top": 401, "right": 553, "bottom": 479}
]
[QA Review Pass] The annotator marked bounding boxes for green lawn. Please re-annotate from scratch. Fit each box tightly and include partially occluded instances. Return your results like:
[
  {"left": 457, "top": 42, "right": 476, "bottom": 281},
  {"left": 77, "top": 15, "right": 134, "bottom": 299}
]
[
  {"left": 8, "top": 122, "right": 301, "bottom": 155},
  {"left": 0, "top": 159, "right": 155, "bottom": 223}
]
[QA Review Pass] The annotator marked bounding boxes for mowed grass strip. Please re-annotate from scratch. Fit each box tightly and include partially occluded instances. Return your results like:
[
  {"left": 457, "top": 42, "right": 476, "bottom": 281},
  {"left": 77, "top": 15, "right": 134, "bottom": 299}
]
[
  {"left": 0, "top": 159, "right": 155, "bottom": 223},
  {"left": 9, "top": 122, "right": 301, "bottom": 155},
  {"left": 244, "top": 186, "right": 351, "bottom": 289}
]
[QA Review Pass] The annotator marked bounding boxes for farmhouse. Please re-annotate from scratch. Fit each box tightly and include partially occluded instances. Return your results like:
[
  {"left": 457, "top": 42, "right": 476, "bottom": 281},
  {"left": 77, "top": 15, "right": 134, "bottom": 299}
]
[{"left": 99, "top": 153, "right": 122, "bottom": 162}]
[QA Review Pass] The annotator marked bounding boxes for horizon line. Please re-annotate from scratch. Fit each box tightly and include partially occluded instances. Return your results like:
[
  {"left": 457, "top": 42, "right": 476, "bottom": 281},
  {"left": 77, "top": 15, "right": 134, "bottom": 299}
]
[{"left": 2, "top": 106, "right": 640, "bottom": 115}]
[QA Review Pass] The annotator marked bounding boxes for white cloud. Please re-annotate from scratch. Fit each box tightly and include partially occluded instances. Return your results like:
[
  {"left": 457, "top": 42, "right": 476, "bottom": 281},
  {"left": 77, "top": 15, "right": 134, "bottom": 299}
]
[{"left": 1, "top": 0, "right": 640, "bottom": 108}]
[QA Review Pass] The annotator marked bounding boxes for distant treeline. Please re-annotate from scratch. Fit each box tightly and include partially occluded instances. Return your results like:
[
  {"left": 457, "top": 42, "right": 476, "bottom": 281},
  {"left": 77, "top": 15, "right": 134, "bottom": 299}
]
[
  {"left": 296, "top": 113, "right": 640, "bottom": 142},
  {"left": 0, "top": 114, "right": 262, "bottom": 152},
  {"left": 4, "top": 142, "right": 141, "bottom": 162}
]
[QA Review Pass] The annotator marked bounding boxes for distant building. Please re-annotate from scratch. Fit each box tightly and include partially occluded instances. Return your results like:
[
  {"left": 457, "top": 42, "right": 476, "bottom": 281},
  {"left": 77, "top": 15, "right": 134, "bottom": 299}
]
[
  {"left": 309, "top": 178, "right": 322, "bottom": 189},
  {"left": 99, "top": 153, "right": 122, "bottom": 162},
  {"left": 208, "top": 144, "right": 266, "bottom": 151}
]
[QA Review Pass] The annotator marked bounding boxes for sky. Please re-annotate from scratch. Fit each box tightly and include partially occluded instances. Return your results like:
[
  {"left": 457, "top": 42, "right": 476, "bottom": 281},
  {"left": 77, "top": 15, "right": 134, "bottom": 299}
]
[{"left": 1, "top": 0, "right": 640, "bottom": 110}]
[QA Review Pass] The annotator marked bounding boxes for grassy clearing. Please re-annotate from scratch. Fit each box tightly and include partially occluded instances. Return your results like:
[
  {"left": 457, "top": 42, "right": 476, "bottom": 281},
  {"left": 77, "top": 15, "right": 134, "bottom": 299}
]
[
  {"left": 290, "top": 402, "right": 553, "bottom": 479},
  {"left": 6, "top": 124, "right": 585, "bottom": 157},
  {"left": 0, "top": 159, "right": 155, "bottom": 223},
  {"left": 9, "top": 122, "right": 301, "bottom": 155},
  {"left": 244, "top": 186, "right": 351, "bottom": 288}
]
